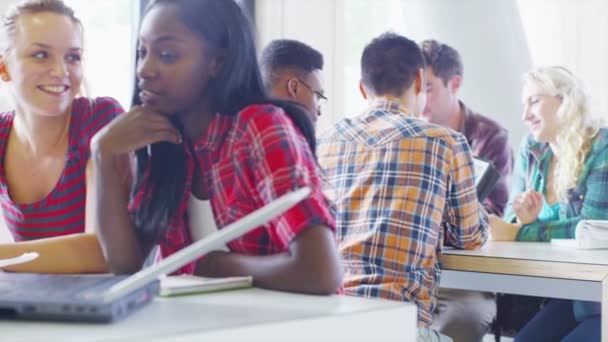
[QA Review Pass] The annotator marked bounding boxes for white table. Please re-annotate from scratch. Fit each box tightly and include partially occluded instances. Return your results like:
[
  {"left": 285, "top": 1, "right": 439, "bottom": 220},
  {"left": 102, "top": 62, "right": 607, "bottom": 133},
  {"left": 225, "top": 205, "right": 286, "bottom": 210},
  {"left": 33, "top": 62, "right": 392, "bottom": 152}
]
[
  {"left": 440, "top": 241, "right": 608, "bottom": 340},
  {"left": 0, "top": 288, "right": 417, "bottom": 342}
]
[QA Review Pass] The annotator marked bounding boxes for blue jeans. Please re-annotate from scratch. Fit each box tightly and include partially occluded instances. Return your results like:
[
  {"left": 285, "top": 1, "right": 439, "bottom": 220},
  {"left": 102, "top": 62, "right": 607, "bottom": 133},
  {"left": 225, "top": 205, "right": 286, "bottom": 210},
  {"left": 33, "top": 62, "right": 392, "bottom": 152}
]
[{"left": 515, "top": 299, "right": 600, "bottom": 342}]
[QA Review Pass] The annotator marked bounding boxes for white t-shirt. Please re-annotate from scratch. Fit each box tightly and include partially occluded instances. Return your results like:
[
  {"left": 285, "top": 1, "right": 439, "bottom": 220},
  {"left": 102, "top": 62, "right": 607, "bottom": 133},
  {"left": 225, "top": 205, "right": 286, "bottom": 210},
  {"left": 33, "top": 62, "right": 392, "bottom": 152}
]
[{"left": 187, "top": 193, "right": 228, "bottom": 250}]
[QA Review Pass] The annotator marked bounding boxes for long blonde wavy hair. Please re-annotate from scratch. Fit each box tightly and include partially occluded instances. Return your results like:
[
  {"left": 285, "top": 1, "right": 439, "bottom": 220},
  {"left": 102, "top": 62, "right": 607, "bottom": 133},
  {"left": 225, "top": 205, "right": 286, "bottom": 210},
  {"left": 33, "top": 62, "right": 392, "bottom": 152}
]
[{"left": 522, "top": 66, "right": 600, "bottom": 200}]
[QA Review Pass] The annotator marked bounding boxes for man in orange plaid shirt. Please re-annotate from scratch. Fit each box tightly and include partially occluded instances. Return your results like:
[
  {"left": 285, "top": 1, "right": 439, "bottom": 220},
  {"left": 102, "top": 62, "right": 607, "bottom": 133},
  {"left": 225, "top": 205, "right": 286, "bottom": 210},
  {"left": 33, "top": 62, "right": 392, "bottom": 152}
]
[{"left": 318, "top": 32, "right": 488, "bottom": 342}]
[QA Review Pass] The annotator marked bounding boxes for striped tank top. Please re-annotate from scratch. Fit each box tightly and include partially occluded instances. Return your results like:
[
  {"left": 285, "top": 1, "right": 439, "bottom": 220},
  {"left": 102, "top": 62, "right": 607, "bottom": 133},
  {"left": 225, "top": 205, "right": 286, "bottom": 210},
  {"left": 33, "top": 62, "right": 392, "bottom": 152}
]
[{"left": 0, "top": 97, "right": 123, "bottom": 241}]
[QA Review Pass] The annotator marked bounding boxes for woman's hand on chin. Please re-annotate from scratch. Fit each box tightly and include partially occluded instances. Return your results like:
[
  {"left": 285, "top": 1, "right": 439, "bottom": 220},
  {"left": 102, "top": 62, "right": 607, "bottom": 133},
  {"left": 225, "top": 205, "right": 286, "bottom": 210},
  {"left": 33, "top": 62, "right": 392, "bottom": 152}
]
[{"left": 91, "top": 105, "right": 182, "bottom": 159}]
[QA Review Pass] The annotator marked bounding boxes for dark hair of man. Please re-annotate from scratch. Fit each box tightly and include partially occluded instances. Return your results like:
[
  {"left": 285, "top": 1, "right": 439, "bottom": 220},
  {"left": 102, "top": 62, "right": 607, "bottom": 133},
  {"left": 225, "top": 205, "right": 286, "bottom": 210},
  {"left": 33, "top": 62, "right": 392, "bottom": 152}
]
[
  {"left": 420, "top": 39, "right": 463, "bottom": 86},
  {"left": 360, "top": 32, "right": 425, "bottom": 97},
  {"left": 131, "top": 0, "right": 317, "bottom": 243},
  {"left": 259, "top": 39, "right": 324, "bottom": 90}
]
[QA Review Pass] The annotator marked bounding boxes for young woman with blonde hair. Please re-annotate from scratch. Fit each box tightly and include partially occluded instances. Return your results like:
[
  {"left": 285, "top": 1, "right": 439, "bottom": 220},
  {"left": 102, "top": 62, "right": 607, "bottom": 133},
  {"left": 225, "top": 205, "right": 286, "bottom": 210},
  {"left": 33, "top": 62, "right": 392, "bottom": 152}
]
[
  {"left": 490, "top": 66, "right": 604, "bottom": 341},
  {"left": 0, "top": 0, "right": 123, "bottom": 273}
]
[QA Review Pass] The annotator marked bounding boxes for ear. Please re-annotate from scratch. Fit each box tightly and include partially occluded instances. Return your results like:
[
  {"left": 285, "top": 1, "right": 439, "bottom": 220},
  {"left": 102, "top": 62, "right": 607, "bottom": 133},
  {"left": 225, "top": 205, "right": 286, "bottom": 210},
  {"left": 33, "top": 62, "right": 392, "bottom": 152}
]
[
  {"left": 414, "top": 69, "right": 424, "bottom": 95},
  {"left": 286, "top": 77, "right": 299, "bottom": 98},
  {"left": 208, "top": 54, "right": 225, "bottom": 78},
  {"left": 359, "top": 80, "right": 367, "bottom": 100},
  {"left": 449, "top": 75, "right": 462, "bottom": 94}
]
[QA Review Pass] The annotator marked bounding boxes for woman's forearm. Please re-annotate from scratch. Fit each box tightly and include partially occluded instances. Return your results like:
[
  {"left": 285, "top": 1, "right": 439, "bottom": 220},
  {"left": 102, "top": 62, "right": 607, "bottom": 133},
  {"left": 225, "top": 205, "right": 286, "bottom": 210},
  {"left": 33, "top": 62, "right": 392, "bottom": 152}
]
[
  {"left": 93, "top": 151, "right": 145, "bottom": 274},
  {"left": 195, "top": 226, "right": 343, "bottom": 295},
  {"left": 0, "top": 233, "right": 108, "bottom": 273},
  {"left": 196, "top": 252, "right": 338, "bottom": 294}
]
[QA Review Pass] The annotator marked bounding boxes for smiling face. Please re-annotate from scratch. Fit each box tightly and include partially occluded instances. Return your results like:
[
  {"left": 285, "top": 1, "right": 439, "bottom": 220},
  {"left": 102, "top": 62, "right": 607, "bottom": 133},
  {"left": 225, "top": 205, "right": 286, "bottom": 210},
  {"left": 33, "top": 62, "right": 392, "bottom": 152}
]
[
  {"left": 522, "top": 91, "right": 562, "bottom": 143},
  {"left": 136, "top": 3, "right": 219, "bottom": 117},
  {"left": 1, "top": 12, "right": 83, "bottom": 117}
]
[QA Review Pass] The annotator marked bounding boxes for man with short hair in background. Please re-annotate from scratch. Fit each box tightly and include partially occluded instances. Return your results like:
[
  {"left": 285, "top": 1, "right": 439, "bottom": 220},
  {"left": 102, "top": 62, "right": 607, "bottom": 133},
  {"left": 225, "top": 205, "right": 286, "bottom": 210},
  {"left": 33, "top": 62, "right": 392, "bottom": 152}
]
[
  {"left": 318, "top": 32, "right": 489, "bottom": 342},
  {"left": 420, "top": 39, "right": 514, "bottom": 342},
  {"left": 260, "top": 39, "right": 327, "bottom": 125}
]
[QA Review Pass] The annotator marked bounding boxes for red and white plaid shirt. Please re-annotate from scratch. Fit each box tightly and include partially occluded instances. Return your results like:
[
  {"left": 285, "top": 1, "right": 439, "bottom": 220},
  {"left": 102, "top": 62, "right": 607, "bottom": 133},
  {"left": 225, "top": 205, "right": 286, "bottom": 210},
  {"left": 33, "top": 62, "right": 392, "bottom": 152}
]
[{"left": 130, "top": 104, "right": 335, "bottom": 274}]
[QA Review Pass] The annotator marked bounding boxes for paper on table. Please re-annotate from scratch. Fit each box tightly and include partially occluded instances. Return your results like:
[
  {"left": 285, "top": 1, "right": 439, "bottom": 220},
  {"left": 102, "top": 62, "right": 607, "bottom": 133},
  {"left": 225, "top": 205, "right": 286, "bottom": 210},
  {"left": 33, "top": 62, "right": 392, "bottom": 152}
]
[
  {"left": 550, "top": 239, "right": 579, "bottom": 248},
  {"left": 0, "top": 252, "right": 39, "bottom": 268},
  {"left": 159, "top": 275, "right": 253, "bottom": 297}
]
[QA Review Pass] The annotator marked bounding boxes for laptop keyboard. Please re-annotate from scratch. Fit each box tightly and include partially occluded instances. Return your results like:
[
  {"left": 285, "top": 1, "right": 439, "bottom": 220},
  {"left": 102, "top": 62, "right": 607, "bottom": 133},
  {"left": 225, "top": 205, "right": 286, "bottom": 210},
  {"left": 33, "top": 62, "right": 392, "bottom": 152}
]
[{"left": 0, "top": 273, "right": 121, "bottom": 300}]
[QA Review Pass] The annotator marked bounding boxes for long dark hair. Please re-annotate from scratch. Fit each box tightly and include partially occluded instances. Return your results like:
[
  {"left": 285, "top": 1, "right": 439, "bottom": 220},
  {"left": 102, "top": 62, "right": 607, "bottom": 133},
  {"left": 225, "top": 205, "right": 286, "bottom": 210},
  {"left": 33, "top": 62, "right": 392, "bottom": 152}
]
[{"left": 132, "top": 0, "right": 316, "bottom": 243}]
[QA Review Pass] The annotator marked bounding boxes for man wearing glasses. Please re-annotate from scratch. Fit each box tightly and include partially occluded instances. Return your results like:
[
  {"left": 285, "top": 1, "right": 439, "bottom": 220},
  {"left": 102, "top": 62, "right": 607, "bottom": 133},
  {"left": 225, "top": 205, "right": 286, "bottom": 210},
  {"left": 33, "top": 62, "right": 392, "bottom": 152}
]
[{"left": 260, "top": 39, "right": 327, "bottom": 125}]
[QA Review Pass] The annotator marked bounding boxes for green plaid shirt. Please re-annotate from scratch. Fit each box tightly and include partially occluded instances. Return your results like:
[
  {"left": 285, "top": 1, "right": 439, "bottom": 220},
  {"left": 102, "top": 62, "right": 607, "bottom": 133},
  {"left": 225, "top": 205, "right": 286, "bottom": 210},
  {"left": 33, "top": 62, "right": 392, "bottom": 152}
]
[{"left": 505, "top": 128, "right": 608, "bottom": 241}]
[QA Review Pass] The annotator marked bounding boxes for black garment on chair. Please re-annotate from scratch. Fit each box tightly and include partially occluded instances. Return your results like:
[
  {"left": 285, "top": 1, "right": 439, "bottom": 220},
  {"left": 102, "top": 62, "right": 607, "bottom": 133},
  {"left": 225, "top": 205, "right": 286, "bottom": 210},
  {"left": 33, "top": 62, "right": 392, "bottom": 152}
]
[{"left": 492, "top": 294, "right": 545, "bottom": 340}]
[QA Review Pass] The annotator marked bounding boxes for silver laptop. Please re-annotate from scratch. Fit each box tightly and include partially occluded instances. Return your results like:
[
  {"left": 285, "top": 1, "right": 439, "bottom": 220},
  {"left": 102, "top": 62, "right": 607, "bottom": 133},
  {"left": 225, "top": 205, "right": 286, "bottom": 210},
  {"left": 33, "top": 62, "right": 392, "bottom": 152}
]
[{"left": 0, "top": 187, "right": 311, "bottom": 323}]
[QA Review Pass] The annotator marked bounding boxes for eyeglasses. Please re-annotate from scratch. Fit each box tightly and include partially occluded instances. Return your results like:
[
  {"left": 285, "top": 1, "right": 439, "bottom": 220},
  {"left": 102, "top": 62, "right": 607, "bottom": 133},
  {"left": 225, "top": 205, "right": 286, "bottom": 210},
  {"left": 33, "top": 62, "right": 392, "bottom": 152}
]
[{"left": 297, "top": 78, "right": 328, "bottom": 104}]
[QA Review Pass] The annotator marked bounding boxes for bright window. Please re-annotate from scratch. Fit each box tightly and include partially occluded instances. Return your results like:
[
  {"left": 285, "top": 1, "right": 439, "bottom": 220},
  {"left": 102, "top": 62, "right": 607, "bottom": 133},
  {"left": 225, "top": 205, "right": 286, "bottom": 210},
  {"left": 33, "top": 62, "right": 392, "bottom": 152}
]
[{"left": 341, "top": 0, "right": 410, "bottom": 119}]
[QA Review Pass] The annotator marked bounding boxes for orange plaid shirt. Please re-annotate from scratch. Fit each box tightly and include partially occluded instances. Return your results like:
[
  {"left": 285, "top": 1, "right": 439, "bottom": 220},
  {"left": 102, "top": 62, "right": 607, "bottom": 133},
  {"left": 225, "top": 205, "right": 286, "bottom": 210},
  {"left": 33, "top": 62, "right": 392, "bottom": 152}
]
[{"left": 318, "top": 99, "right": 488, "bottom": 326}]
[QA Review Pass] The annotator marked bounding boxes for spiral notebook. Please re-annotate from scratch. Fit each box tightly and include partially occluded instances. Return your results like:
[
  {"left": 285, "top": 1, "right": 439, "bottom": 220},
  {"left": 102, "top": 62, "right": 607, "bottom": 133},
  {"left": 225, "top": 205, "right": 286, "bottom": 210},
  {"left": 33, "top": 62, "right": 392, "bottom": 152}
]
[{"left": 159, "top": 275, "right": 253, "bottom": 297}]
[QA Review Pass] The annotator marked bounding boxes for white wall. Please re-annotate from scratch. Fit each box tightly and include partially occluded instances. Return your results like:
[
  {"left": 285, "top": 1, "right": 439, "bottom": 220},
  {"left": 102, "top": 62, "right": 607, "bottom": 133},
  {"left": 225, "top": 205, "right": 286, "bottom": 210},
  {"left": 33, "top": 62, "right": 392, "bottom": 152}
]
[
  {"left": 256, "top": 0, "right": 344, "bottom": 134},
  {"left": 400, "top": 0, "right": 532, "bottom": 152},
  {"left": 0, "top": 0, "right": 14, "bottom": 11},
  {"left": 517, "top": 0, "right": 608, "bottom": 123}
]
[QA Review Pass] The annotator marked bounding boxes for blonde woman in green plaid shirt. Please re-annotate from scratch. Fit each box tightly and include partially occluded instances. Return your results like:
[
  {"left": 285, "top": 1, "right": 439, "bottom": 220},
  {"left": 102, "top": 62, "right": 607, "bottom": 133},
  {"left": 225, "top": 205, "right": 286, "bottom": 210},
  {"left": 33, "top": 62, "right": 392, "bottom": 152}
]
[{"left": 490, "top": 66, "right": 604, "bottom": 341}]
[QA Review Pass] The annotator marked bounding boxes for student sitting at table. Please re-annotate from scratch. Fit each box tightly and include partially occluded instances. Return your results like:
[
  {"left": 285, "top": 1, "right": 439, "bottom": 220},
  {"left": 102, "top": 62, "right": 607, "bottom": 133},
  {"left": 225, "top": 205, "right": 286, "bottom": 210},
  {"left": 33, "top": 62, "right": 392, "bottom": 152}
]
[
  {"left": 260, "top": 39, "right": 327, "bottom": 126},
  {"left": 318, "top": 32, "right": 488, "bottom": 342},
  {"left": 0, "top": 0, "right": 123, "bottom": 272},
  {"left": 489, "top": 66, "right": 605, "bottom": 341},
  {"left": 90, "top": 0, "right": 342, "bottom": 294}
]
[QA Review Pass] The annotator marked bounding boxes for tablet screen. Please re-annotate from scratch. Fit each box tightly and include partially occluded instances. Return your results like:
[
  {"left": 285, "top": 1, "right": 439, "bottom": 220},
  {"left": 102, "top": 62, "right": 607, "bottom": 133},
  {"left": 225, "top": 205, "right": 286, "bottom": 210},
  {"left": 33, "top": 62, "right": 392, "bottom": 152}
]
[{"left": 473, "top": 157, "right": 490, "bottom": 186}]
